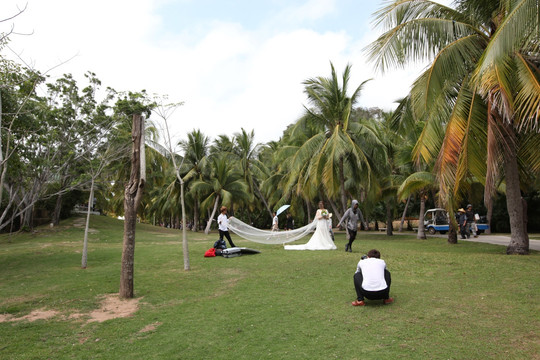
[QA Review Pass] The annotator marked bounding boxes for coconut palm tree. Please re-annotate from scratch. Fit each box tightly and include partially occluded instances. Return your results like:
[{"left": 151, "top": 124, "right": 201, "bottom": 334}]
[
  {"left": 180, "top": 129, "right": 210, "bottom": 231},
  {"left": 288, "top": 62, "right": 372, "bottom": 214},
  {"left": 232, "top": 128, "right": 272, "bottom": 218},
  {"left": 368, "top": 0, "right": 540, "bottom": 254},
  {"left": 191, "top": 156, "right": 249, "bottom": 234}
]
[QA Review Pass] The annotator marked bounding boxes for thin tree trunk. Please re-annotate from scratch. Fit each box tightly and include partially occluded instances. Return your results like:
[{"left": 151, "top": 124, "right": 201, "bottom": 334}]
[
  {"left": 254, "top": 183, "right": 273, "bottom": 219},
  {"left": 386, "top": 200, "right": 393, "bottom": 236},
  {"left": 193, "top": 196, "right": 199, "bottom": 232},
  {"left": 306, "top": 199, "right": 312, "bottom": 223},
  {"left": 52, "top": 192, "right": 63, "bottom": 226},
  {"left": 180, "top": 179, "right": 190, "bottom": 269},
  {"left": 502, "top": 127, "right": 528, "bottom": 254},
  {"left": 417, "top": 192, "right": 426, "bottom": 239},
  {"left": 399, "top": 195, "right": 411, "bottom": 232},
  {"left": 81, "top": 178, "right": 94, "bottom": 269},
  {"left": 325, "top": 196, "right": 342, "bottom": 223},
  {"left": 205, "top": 195, "right": 220, "bottom": 234},
  {"left": 120, "top": 114, "right": 145, "bottom": 298}
]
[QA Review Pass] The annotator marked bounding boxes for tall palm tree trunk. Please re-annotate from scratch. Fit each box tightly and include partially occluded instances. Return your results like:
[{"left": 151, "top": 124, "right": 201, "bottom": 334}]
[
  {"left": 502, "top": 124, "right": 528, "bottom": 254},
  {"left": 417, "top": 191, "right": 426, "bottom": 239}
]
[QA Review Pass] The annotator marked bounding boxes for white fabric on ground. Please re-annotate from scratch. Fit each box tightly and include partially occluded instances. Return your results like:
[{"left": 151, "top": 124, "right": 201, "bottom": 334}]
[{"left": 228, "top": 217, "right": 316, "bottom": 244}]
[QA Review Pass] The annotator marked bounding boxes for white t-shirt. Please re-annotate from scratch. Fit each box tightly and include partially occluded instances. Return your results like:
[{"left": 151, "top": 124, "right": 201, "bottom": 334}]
[
  {"left": 217, "top": 213, "right": 229, "bottom": 231},
  {"left": 273, "top": 216, "right": 278, "bottom": 226},
  {"left": 356, "top": 257, "right": 387, "bottom": 291}
]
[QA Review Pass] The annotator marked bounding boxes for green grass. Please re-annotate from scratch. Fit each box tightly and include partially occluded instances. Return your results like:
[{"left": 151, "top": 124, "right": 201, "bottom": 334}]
[{"left": 0, "top": 215, "right": 538, "bottom": 359}]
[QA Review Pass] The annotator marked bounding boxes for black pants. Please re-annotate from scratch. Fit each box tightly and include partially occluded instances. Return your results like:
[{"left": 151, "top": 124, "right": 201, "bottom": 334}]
[
  {"left": 219, "top": 230, "right": 236, "bottom": 247},
  {"left": 347, "top": 229, "right": 357, "bottom": 246},
  {"left": 353, "top": 269, "right": 391, "bottom": 301}
]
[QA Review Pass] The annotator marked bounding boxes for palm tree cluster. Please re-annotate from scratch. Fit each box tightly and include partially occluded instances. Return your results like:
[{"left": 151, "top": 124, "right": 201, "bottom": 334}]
[{"left": 368, "top": 0, "right": 540, "bottom": 253}]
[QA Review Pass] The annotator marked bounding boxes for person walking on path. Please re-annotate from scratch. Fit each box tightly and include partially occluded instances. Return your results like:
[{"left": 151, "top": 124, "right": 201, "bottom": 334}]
[
  {"left": 338, "top": 200, "right": 361, "bottom": 252},
  {"left": 285, "top": 213, "right": 294, "bottom": 230},
  {"left": 352, "top": 249, "right": 393, "bottom": 306},
  {"left": 217, "top": 206, "right": 236, "bottom": 248},
  {"left": 466, "top": 204, "right": 478, "bottom": 238},
  {"left": 458, "top": 208, "right": 468, "bottom": 239}
]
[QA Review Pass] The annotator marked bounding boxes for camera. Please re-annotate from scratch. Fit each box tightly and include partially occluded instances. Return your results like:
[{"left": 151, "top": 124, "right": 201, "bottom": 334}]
[{"left": 361, "top": 255, "right": 368, "bottom": 260}]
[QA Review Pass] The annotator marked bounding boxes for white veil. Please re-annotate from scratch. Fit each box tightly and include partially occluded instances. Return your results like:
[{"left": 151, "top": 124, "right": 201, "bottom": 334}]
[{"left": 228, "top": 217, "right": 316, "bottom": 244}]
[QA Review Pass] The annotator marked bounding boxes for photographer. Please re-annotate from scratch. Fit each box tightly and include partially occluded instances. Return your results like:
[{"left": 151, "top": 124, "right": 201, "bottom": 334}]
[{"left": 352, "top": 249, "right": 393, "bottom": 306}]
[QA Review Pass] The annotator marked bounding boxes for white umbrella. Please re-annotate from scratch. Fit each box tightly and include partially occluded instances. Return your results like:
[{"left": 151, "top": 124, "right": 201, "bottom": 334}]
[{"left": 276, "top": 204, "right": 290, "bottom": 216}]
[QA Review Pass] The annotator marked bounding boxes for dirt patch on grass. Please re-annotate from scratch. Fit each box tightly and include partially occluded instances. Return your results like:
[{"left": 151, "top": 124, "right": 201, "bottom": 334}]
[
  {"left": 139, "top": 321, "right": 162, "bottom": 333},
  {"left": 0, "top": 309, "right": 59, "bottom": 322},
  {"left": 88, "top": 294, "right": 141, "bottom": 323},
  {"left": 0, "top": 293, "right": 141, "bottom": 324}
]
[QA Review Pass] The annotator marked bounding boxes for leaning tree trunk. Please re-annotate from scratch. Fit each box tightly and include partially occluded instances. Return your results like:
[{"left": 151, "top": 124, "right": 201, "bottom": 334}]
[
  {"left": 120, "top": 114, "right": 145, "bottom": 298},
  {"left": 325, "top": 196, "right": 342, "bottom": 224},
  {"left": 399, "top": 195, "right": 411, "bottom": 232},
  {"left": 81, "top": 178, "right": 94, "bottom": 269},
  {"left": 502, "top": 125, "right": 528, "bottom": 254},
  {"left": 205, "top": 195, "right": 220, "bottom": 234},
  {"left": 386, "top": 200, "right": 393, "bottom": 236},
  {"left": 417, "top": 191, "right": 426, "bottom": 239}
]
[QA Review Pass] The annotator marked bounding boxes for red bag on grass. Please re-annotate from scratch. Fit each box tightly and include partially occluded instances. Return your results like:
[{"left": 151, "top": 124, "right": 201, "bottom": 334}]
[{"left": 204, "top": 248, "right": 216, "bottom": 257}]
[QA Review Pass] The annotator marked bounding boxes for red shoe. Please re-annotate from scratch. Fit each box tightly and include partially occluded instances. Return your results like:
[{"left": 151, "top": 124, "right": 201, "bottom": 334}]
[
  {"left": 383, "top": 298, "right": 394, "bottom": 305},
  {"left": 351, "top": 300, "right": 366, "bottom": 306}
]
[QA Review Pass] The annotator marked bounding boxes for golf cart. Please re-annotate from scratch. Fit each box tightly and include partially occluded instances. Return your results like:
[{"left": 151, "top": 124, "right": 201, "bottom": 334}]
[
  {"left": 424, "top": 208, "right": 489, "bottom": 235},
  {"left": 424, "top": 208, "right": 450, "bottom": 235}
]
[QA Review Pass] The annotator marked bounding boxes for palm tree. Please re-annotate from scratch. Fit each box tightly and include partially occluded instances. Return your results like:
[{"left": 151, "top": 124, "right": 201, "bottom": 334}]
[
  {"left": 233, "top": 128, "right": 272, "bottom": 218},
  {"left": 180, "top": 129, "right": 210, "bottom": 231},
  {"left": 288, "top": 62, "right": 372, "bottom": 214},
  {"left": 368, "top": 0, "right": 540, "bottom": 254},
  {"left": 191, "top": 156, "right": 249, "bottom": 234}
]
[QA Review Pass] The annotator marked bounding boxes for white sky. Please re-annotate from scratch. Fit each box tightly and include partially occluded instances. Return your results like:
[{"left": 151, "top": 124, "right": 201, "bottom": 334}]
[{"left": 0, "top": 0, "right": 452, "bottom": 147}]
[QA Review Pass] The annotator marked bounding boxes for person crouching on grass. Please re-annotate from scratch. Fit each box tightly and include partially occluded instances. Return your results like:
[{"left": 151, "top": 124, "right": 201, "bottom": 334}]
[{"left": 352, "top": 249, "right": 394, "bottom": 306}]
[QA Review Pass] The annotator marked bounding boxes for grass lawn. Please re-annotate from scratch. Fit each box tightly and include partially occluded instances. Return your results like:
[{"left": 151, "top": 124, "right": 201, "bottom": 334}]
[{"left": 0, "top": 215, "right": 538, "bottom": 359}]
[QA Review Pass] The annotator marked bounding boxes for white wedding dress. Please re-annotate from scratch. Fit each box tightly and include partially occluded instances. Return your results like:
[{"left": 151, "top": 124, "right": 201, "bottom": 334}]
[{"left": 284, "top": 209, "right": 337, "bottom": 250}]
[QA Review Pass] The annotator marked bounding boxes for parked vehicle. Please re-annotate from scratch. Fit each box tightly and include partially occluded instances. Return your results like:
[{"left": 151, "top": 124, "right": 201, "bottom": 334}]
[{"left": 424, "top": 208, "right": 489, "bottom": 235}]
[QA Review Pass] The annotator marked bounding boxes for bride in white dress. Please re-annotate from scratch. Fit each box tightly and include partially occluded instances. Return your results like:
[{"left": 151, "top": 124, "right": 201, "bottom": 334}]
[{"left": 284, "top": 201, "right": 337, "bottom": 250}]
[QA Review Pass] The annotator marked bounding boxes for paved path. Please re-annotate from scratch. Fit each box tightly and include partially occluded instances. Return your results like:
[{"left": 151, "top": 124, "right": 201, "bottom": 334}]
[
  {"left": 431, "top": 234, "right": 540, "bottom": 251},
  {"left": 360, "top": 231, "right": 540, "bottom": 251}
]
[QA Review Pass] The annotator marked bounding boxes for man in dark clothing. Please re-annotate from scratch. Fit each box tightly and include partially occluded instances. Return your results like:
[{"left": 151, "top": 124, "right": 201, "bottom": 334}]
[
  {"left": 458, "top": 208, "right": 468, "bottom": 239},
  {"left": 338, "top": 200, "right": 361, "bottom": 252},
  {"left": 465, "top": 204, "right": 477, "bottom": 238}
]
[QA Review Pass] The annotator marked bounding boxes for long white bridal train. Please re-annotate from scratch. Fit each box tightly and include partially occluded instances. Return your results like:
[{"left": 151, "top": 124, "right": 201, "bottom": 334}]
[
  {"left": 227, "top": 217, "right": 316, "bottom": 244},
  {"left": 227, "top": 214, "right": 336, "bottom": 250}
]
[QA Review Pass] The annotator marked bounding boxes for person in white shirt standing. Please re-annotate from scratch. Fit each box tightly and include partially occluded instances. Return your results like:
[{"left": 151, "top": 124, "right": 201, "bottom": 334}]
[
  {"left": 351, "top": 249, "right": 393, "bottom": 306},
  {"left": 217, "top": 206, "right": 236, "bottom": 248},
  {"left": 272, "top": 212, "right": 278, "bottom": 231}
]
